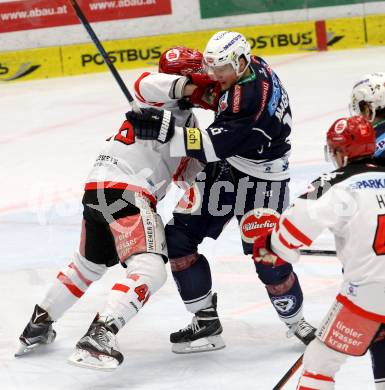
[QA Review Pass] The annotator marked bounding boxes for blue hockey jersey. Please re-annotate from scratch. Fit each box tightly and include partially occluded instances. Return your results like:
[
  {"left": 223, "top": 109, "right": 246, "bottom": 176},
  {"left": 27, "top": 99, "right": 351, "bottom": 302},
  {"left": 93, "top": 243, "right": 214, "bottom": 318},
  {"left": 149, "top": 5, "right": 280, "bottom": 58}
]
[{"left": 169, "top": 56, "right": 292, "bottom": 180}]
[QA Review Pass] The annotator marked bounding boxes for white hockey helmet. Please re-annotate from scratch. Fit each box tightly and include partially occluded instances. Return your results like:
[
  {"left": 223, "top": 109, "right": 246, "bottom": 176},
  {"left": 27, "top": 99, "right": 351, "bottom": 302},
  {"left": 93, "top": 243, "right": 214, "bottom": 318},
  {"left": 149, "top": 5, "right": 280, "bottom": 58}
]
[
  {"left": 349, "top": 72, "right": 385, "bottom": 121},
  {"left": 203, "top": 31, "right": 251, "bottom": 77}
]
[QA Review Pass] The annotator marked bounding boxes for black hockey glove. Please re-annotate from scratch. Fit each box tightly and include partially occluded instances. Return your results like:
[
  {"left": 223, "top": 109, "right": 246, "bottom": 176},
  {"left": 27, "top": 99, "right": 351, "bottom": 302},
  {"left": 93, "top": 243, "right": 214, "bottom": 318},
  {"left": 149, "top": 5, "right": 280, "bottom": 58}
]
[
  {"left": 177, "top": 98, "right": 194, "bottom": 110},
  {"left": 125, "top": 107, "right": 175, "bottom": 144}
]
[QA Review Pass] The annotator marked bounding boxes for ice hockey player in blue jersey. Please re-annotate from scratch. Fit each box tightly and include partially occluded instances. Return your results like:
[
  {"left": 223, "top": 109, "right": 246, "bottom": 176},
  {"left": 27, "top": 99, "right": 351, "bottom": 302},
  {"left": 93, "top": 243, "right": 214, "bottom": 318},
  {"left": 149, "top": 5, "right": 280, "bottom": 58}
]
[{"left": 127, "top": 31, "right": 316, "bottom": 353}]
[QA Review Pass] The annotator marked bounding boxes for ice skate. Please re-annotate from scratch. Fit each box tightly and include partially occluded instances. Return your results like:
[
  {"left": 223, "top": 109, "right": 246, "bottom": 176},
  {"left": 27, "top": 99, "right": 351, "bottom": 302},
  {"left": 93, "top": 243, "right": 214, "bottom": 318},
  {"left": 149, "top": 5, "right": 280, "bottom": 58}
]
[
  {"left": 170, "top": 293, "right": 225, "bottom": 354},
  {"left": 68, "top": 315, "right": 123, "bottom": 371},
  {"left": 286, "top": 318, "right": 316, "bottom": 345},
  {"left": 15, "top": 304, "right": 56, "bottom": 357}
]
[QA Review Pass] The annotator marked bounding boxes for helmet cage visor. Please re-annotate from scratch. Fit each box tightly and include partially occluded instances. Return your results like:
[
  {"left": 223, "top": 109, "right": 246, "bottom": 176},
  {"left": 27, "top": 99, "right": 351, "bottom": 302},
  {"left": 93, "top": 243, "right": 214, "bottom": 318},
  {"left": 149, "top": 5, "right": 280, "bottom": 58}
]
[{"left": 324, "top": 144, "right": 345, "bottom": 168}]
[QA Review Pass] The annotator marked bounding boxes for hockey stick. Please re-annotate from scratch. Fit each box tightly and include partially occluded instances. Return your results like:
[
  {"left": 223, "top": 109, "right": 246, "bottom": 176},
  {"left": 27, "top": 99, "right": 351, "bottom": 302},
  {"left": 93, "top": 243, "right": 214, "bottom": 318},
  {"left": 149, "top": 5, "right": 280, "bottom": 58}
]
[
  {"left": 299, "top": 249, "right": 336, "bottom": 256},
  {"left": 272, "top": 353, "right": 303, "bottom": 390},
  {"left": 68, "top": 0, "right": 140, "bottom": 111}
]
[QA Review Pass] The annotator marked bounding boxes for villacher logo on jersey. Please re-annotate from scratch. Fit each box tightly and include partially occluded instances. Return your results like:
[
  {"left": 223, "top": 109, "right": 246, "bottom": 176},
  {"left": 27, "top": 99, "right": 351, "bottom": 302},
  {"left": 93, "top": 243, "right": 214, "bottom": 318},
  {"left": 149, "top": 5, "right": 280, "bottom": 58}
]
[
  {"left": 243, "top": 220, "right": 275, "bottom": 232},
  {"left": 240, "top": 208, "right": 280, "bottom": 244}
]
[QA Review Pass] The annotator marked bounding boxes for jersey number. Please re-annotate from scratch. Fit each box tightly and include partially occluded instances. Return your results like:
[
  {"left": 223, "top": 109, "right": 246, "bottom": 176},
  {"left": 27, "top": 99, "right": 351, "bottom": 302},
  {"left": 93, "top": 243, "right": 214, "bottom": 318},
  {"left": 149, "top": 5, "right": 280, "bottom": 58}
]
[
  {"left": 373, "top": 214, "right": 385, "bottom": 255},
  {"left": 114, "top": 120, "right": 135, "bottom": 145},
  {"left": 135, "top": 284, "right": 150, "bottom": 305}
]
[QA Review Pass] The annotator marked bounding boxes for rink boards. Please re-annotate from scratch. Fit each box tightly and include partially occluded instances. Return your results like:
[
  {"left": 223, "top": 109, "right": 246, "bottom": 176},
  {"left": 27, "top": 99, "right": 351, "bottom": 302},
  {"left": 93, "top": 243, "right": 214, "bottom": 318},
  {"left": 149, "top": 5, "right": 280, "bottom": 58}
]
[{"left": 0, "top": 14, "right": 385, "bottom": 82}]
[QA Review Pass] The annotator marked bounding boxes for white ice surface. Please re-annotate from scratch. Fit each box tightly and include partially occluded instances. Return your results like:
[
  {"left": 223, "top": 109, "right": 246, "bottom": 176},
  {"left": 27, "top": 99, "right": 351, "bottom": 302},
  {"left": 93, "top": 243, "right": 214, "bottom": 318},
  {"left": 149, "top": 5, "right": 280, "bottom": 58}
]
[{"left": 2, "top": 46, "right": 385, "bottom": 389}]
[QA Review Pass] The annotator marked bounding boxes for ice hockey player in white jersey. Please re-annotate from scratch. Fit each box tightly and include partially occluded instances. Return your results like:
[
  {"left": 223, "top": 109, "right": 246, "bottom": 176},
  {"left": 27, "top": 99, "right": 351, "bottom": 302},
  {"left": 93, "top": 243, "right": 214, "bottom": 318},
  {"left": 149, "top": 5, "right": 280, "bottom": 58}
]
[
  {"left": 14, "top": 50, "right": 206, "bottom": 370},
  {"left": 253, "top": 115, "right": 385, "bottom": 389},
  {"left": 349, "top": 72, "right": 385, "bottom": 389}
]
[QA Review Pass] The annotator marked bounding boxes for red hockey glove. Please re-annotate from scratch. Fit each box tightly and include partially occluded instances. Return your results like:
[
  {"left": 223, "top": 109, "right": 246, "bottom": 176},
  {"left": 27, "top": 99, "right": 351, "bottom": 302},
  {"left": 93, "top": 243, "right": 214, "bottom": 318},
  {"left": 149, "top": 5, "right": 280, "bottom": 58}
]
[
  {"left": 188, "top": 73, "right": 214, "bottom": 87},
  {"left": 252, "top": 229, "right": 287, "bottom": 266},
  {"left": 188, "top": 73, "right": 221, "bottom": 111}
]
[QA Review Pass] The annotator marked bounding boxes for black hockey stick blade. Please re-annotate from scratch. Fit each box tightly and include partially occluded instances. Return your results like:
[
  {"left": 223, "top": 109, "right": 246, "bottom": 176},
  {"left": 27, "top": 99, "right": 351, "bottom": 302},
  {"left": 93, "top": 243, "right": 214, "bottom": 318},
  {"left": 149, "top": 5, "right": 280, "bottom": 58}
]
[
  {"left": 299, "top": 249, "right": 336, "bottom": 256},
  {"left": 68, "top": 0, "right": 140, "bottom": 111},
  {"left": 272, "top": 353, "right": 303, "bottom": 390}
]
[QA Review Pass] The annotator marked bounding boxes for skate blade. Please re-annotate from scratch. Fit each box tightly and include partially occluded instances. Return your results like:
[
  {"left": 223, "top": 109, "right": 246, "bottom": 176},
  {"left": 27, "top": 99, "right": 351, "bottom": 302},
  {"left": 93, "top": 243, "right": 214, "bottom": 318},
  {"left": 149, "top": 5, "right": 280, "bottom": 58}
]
[
  {"left": 14, "top": 342, "right": 41, "bottom": 357},
  {"left": 14, "top": 330, "right": 56, "bottom": 358},
  {"left": 172, "top": 335, "right": 226, "bottom": 354},
  {"left": 68, "top": 348, "right": 120, "bottom": 371}
]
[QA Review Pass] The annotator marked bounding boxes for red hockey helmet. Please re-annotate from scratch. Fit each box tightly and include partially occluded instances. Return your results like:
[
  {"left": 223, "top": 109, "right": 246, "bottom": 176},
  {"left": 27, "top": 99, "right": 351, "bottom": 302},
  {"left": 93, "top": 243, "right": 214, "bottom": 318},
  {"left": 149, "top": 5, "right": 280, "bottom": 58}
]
[
  {"left": 158, "top": 46, "right": 203, "bottom": 76},
  {"left": 325, "top": 115, "right": 376, "bottom": 165}
]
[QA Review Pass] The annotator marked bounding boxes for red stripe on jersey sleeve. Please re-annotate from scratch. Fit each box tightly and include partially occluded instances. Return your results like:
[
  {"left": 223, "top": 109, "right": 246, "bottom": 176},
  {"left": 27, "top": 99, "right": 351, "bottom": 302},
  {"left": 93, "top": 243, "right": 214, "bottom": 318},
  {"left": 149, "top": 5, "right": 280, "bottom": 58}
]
[
  {"left": 282, "top": 218, "right": 312, "bottom": 246},
  {"left": 134, "top": 72, "right": 151, "bottom": 103},
  {"left": 134, "top": 72, "right": 164, "bottom": 107},
  {"left": 278, "top": 233, "right": 302, "bottom": 250}
]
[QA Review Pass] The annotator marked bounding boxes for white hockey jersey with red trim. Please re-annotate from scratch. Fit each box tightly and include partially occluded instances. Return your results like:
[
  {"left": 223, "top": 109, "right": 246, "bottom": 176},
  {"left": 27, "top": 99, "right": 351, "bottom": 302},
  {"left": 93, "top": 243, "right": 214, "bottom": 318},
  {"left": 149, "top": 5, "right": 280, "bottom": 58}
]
[
  {"left": 270, "top": 159, "right": 385, "bottom": 316},
  {"left": 86, "top": 72, "right": 202, "bottom": 201},
  {"left": 134, "top": 71, "right": 198, "bottom": 128}
]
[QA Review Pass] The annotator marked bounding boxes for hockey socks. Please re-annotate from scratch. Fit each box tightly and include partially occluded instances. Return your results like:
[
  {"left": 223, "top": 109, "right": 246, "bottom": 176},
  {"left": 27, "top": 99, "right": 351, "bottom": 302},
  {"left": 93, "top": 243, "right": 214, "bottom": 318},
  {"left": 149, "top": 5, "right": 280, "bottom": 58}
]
[
  {"left": 98, "top": 253, "right": 167, "bottom": 331},
  {"left": 170, "top": 253, "right": 213, "bottom": 313},
  {"left": 40, "top": 252, "right": 106, "bottom": 321},
  {"left": 265, "top": 271, "right": 304, "bottom": 325},
  {"left": 297, "top": 371, "right": 335, "bottom": 390},
  {"left": 369, "top": 327, "right": 385, "bottom": 390}
]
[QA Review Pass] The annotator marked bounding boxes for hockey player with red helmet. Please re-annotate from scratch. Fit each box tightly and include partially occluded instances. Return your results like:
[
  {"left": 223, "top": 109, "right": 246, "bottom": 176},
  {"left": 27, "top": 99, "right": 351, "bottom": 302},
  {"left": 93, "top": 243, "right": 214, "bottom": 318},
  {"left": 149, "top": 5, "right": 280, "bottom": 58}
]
[
  {"left": 14, "top": 48, "right": 207, "bottom": 370},
  {"left": 253, "top": 115, "right": 385, "bottom": 389},
  {"left": 349, "top": 73, "right": 385, "bottom": 389},
  {"left": 135, "top": 46, "right": 221, "bottom": 117}
]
